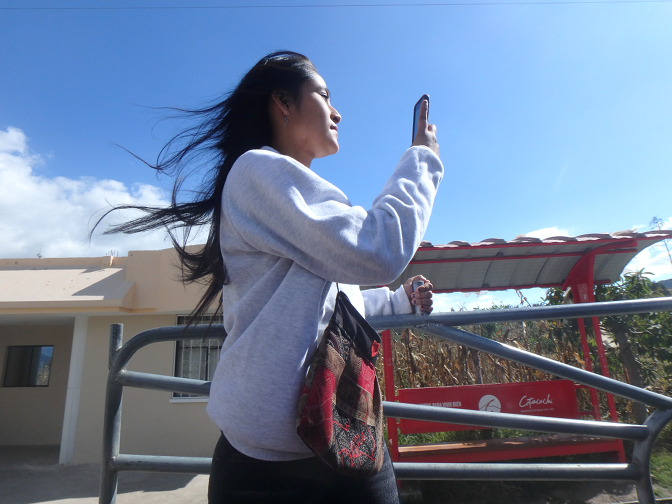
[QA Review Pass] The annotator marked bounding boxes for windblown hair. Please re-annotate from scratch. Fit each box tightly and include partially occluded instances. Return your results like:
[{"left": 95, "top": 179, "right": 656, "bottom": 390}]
[{"left": 92, "top": 51, "right": 317, "bottom": 326}]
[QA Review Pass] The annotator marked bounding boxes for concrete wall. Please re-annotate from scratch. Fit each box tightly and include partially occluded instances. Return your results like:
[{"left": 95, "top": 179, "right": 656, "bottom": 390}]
[
  {"left": 73, "top": 315, "right": 220, "bottom": 464},
  {"left": 125, "top": 249, "right": 208, "bottom": 312},
  {"left": 0, "top": 324, "right": 73, "bottom": 445}
]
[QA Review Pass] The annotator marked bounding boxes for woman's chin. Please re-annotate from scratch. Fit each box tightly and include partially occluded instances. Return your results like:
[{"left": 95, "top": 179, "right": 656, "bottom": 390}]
[{"left": 317, "top": 143, "right": 339, "bottom": 159}]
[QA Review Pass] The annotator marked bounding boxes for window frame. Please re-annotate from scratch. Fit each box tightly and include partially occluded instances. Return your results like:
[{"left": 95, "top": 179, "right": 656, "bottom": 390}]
[
  {"left": 170, "top": 315, "right": 224, "bottom": 402},
  {"left": 3, "top": 345, "right": 54, "bottom": 388}
]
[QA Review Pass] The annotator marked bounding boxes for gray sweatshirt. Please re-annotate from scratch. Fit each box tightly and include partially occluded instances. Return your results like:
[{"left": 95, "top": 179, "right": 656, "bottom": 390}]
[{"left": 206, "top": 146, "right": 444, "bottom": 461}]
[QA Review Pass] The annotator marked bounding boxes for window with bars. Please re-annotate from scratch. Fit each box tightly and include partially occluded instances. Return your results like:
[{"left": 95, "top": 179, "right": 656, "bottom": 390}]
[{"left": 173, "top": 315, "right": 224, "bottom": 399}]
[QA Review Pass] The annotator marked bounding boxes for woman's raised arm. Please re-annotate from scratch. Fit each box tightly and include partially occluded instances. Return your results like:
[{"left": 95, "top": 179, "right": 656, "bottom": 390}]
[{"left": 221, "top": 147, "right": 443, "bottom": 286}]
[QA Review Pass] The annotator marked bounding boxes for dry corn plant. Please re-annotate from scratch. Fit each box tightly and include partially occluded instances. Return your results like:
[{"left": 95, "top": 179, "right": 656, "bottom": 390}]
[{"left": 374, "top": 319, "right": 600, "bottom": 420}]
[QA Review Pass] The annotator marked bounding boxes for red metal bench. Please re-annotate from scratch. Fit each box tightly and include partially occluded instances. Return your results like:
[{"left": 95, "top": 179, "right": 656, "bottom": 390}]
[{"left": 381, "top": 330, "right": 625, "bottom": 463}]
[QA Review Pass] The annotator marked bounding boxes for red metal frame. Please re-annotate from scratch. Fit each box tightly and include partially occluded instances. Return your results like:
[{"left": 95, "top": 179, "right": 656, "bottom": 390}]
[{"left": 561, "top": 242, "right": 632, "bottom": 462}]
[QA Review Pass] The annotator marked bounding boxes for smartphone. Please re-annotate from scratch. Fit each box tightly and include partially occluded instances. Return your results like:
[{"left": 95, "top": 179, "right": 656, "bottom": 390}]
[
  {"left": 412, "top": 279, "right": 425, "bottom": 315},
  {"left": 412, "top": 94, "right": 430, "bottom": 143}
]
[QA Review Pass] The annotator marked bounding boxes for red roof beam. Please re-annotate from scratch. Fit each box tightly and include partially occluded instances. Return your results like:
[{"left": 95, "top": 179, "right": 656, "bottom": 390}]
[{"left": 410, "top": 248, "right": 637, "bottom": 265}]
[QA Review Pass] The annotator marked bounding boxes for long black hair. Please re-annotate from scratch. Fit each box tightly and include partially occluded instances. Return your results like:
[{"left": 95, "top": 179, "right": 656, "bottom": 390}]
[{"left": 92, "top": 51, "right": 317, "bottom": 325}]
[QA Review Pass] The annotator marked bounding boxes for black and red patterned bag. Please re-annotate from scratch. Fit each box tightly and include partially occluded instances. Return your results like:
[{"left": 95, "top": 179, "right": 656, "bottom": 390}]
[{"left": 296, "top": 289, "right": 384, "bottom": 477}]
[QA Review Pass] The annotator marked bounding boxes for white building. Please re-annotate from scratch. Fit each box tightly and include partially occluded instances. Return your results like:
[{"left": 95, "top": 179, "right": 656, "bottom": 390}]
[{"left": 0, "top": 249, "right": 220, "bottom": 464}]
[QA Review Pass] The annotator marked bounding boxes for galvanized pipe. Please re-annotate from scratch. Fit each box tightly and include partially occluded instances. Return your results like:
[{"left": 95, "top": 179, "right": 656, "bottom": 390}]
[
  {"left": 104, "top": 297, "right": 672, "bottom": 395},
  {"left": 113, "top": 371, "right": 650, "bottom": 440},
  {"left": 114, "top": 370, "right": 649, "bottom": 440},
  {"left": 111, "top": 325, "right": 223, "bottom": 371},
  {"left": 383, "top": 402, "right": 649, "bottom": 440},
  {"left": 116, "top": 370, "right": 211, "bottom": 396},
  {"left": 99, "top": 324, "right": 124, "bottom": 504},
  {"left": 108, "top": 324, "right": 123, "bottom": 371},
  {"left": 109, "top": 456, "right": 642, "bottom": 483},
  {"left": 393, "top": 462, "right": 641, "bottom": 481},
  {"left": 632, "top": 410, "right": 672, "bottom": 504},
  {"left": 368, "top": 296, "right": 672, "bottom": 330},
  {"left": 107, "top": 456, "right": 643, "bottom": 483},
  {"left": 112, "top": 454, "right": 212, "bottom": 474}
]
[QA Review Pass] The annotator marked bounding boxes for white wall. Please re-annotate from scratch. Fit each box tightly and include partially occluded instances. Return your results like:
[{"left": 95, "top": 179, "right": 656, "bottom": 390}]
[
  {"left": 0, "top": 324, "right": 73, "bottom": 445},
  {"left": 73, "top": 315, "right": 220, "bottom": 463}
]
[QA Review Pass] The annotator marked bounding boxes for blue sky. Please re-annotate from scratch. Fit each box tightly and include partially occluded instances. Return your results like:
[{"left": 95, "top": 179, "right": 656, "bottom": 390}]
[{"left": 1, "top": 0, "right": 670, "bottom": 309}]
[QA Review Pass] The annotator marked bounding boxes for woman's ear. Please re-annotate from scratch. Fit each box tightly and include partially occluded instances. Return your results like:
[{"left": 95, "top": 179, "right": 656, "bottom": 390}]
[{"left": 270, "top": 91, "right": 291, "bottom": 117}]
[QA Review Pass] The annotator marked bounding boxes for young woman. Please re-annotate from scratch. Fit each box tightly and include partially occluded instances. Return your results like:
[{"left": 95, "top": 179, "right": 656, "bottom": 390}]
[{"left": 101, "top": 51, "right": 442, "bottom": 503}]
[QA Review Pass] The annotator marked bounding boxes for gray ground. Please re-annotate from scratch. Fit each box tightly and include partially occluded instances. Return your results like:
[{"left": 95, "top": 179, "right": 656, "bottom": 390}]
[
  {"left": 2, "top": 446, "right": 671, "bottom": 504},
  {"left": 0, "top": 446, "right": 208, "bottom": 504}
]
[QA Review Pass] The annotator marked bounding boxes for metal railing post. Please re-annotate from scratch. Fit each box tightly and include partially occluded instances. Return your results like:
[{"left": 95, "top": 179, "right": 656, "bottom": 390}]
[
  {"left": 632, "top": 409, "right": 672, "bottom": 504},
  {"left": 99, "top": 324, "right": 123, "bottom": 504},
  {"left": 108, "top": 324, "right": 122, "bottom": 370}
]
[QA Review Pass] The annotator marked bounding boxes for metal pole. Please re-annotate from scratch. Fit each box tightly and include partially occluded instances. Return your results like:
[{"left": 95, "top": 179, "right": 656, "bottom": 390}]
[
  {"left": 108, "top": 324, "right": 122, "bottom": 370},
  {"left": 632, "top": 409, "right": 672, "bottom": 504},
  {"left": 382, "top": 402, "right": 649, "bottom": 440},
  {"left": 116, "top": 370, "right": 211, "bottom": 396},
  {"left": 368, "top": 297, "right": 672, "bottom": 330},
  {"left": 393, "top": 462, "right": 640, "bottom": 481},
  {"left": 111, "top": 454, "right": 212, "bottom": 474},
  {"left": 99, "top": 324, "right": 123, "bottom": 504}
]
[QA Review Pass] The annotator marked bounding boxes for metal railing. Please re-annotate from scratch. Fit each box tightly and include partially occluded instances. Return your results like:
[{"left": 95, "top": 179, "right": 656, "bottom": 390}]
[{"left": 100, "top": 297, "right": 672, "bottom": 504}]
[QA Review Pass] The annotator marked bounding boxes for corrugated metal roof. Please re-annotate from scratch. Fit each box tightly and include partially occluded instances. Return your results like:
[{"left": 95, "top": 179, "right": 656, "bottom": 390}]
[{"left": 388, "top": 230, "right": 672, "bottom": 293}]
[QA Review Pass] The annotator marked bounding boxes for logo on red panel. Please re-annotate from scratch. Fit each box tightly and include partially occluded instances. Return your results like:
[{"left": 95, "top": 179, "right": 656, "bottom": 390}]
[
  {"left": 478, "top": 395, "right": 501, "bottom": 413},
  {"left": 519, "top": 394, "right": 553, "bottom": 410}
]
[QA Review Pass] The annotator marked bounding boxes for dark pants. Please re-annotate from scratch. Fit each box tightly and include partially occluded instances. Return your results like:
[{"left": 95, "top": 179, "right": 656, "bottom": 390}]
[{"left": 208, "top": 433, "right": 400, "bottom": 504}]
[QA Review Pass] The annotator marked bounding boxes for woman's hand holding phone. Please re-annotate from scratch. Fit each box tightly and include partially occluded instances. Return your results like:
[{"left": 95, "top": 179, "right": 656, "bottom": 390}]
[
  {"left": 402, "top": 275, "right": 434, "bottom": 314},
  {"left": 412, "top": 98, "right": 439, "bottom": 157}
]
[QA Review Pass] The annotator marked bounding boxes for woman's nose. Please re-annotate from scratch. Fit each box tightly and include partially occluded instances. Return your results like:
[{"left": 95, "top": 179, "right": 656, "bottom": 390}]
[{"left": 331, "top": 109, "right": 341, "bottom": 124}]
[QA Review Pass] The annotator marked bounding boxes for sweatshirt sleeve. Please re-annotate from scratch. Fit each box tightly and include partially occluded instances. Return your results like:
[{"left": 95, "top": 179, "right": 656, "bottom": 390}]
[
  {"left": 222, "top": 146, "right": 443, "bottom": 286},
  {"left": 361, "top": 285, "right": 413, "bottom": 317}
]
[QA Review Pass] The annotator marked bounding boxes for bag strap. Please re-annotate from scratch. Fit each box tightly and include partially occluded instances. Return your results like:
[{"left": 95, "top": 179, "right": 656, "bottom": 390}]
[{"left": 331, "top": 286, "right": 381, "bottom": 365}]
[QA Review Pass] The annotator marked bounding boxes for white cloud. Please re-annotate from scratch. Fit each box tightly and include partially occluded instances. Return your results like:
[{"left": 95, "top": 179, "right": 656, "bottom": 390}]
[
  {"left": 524, "top": 226, "right": 570, "bottom": 239},
  {"left": 433, "top": 288, "right": 549, "bottom": 313},
  {"left": 624, "top": 237, "right": 672, "bottom": 280},
  {"left": 523, "top": 223, "right": 671, "bottom": 281},
  {"left": 0, "top": 126, "right": 28, "bottom": 154},
  {"left": 0, "top": 126, "right": 187, "bottom": 259}
]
